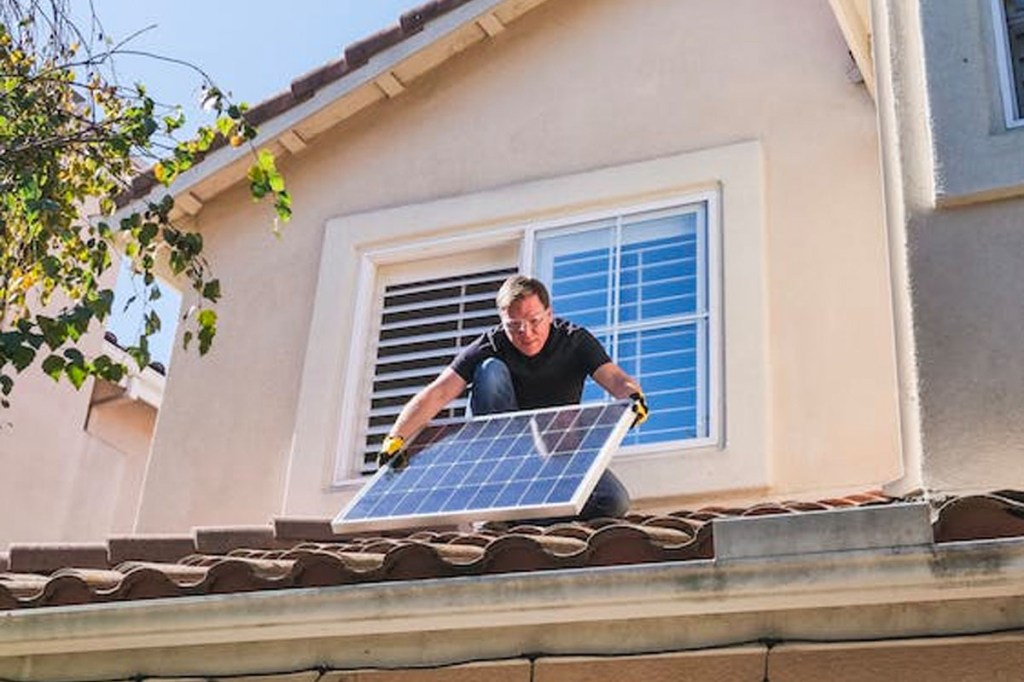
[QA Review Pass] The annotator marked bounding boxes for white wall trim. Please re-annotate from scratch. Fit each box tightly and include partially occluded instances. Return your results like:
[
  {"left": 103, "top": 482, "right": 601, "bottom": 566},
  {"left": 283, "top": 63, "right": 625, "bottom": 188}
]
[{"left": 283, "top": 141, "right": 768, "bottom": 517}]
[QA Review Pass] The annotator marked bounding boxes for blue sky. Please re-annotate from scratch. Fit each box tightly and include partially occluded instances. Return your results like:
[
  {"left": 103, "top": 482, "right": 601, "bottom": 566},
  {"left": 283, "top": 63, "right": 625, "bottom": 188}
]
[{"left": 91, "top": 0, "right": 423, "bottom": 366}]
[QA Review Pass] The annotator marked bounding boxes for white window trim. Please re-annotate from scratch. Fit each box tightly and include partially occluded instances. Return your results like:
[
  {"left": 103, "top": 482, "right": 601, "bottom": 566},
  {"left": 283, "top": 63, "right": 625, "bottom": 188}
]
[
  {"left": 520, "top": 192, "right": 723, "bottom": 455},
  {"left": 991, "top": 0, "right": 1024, "bottom": 128},
  {"left": 282, "top": 141, "right": 767, "bottom": 515}
]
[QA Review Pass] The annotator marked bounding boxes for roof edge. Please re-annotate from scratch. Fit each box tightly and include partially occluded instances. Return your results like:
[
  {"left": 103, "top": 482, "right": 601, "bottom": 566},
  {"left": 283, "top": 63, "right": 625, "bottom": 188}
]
[
  {"left": 4, "top": 531, "right": 1024, "bottom": 663},
  {"left": 118, "top": 0, "right": 550, "bottom": 222}
]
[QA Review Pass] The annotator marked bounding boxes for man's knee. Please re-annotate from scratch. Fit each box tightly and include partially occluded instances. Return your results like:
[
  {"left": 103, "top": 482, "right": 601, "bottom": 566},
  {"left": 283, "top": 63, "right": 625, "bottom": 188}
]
[{"left": 470, "top": 358, "right": 517, "bottom": 415}]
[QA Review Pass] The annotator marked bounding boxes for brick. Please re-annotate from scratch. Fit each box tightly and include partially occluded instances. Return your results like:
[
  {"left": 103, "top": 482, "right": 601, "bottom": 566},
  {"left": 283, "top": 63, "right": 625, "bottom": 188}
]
[
  {"left": 322, "top": 660, "right": 531, "bottom": 682},
  {"left": 534, "top": 648, "right": 766, "bottom": 682},
  {"left": 770, "top": 635, "right": 1024, "bottom": 682}
]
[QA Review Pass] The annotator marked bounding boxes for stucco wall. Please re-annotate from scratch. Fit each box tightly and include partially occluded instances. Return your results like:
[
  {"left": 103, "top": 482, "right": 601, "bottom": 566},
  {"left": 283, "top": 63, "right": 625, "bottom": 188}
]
[
  {"left": 0, "top": 335, "right": 154, "bottom": 544},
  {"left": 135, "top": 0, "right": 898, "bottom": 531},
  {"left": 874, "top": 0, "right": 1024, "bottom": 493}
]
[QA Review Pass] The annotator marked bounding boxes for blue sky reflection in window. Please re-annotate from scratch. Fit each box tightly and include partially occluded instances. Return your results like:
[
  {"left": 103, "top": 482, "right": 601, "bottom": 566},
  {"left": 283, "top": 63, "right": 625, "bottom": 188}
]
[
  {"left": 107, "top": 257, "right": 182, "bottom": 369},
  {"left": 534, "top": 203, "right": 709, "bottom": 446}
]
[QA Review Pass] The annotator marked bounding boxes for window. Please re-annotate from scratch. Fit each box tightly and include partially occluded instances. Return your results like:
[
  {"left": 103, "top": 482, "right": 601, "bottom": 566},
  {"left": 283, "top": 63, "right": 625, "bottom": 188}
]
[
  {"left": 532, "top": 201, "right": 711, "bottom": 448},
  {"left": 307, "top": 142, "right": 765, "bottom": 498},
  {"left": 357, "top": 198, "right": 716, "bottom": 475},
  {"left": 995, "top": 0, "right": 1024, "bottom": 125},
  {"left": 361, "top": 267, "right": 516, "bottom": 472}
]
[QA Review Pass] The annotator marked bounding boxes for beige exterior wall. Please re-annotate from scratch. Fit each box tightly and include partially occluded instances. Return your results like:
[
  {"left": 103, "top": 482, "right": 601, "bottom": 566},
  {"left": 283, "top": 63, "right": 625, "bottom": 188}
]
[
  {"left": 0, "top": 334, "right": 155, "bottom": 544},
  {"left": 134, "top": 0, "right": 899, "bottom": 531},
  {"left": 873, "top": 0, "right": 1024, "bottom": 494}
]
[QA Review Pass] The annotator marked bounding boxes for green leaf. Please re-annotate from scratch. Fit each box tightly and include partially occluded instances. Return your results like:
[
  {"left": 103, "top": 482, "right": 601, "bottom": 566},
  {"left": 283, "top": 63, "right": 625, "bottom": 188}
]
[
  {"left": 139, "top": 221, "right": 158, "bottom": 246},
  {"left": 37, "top": 315, "right": 66, "bottom": 350},
  {"left": 257, "top": 149, "right": 276, "bottom": 171},
  {"left": 41, "top": 355, "right": 65, "bottom": 381},
  {"left": 215, "top": 115, "right": 234, "bottom": 137},
  {"left": 127, "top": 342, "right": 151, "bottom": 370},
  {"left": 198, "top": 324, "right": 215, "bottom": 355},
  {"left": 202, "top": 279, "right": 221, "bottom": 302},
  {"left": 63, "top": 347, "right": 85, "bottom": 365},
  {"left": 65, "top": 362, "right": 87, "bottom": 389},
  {"left": 10, "top": 344, "right": 35, "bottom": 371},
  {"left": 198, "top": 309, "right": 217, "bottom": 328}
]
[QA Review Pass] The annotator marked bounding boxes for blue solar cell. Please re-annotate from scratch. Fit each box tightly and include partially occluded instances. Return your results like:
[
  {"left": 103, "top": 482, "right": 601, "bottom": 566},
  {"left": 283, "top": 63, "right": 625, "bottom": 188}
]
[{"left": 333, "top": 401, "right": 634, "bottom": 532}]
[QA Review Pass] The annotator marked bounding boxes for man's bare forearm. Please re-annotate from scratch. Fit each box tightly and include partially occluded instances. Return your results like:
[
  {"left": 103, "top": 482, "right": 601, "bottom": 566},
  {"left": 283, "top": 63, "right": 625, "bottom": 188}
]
[{"left": 387, "top": 368, "right": 467, "bottom": 441}]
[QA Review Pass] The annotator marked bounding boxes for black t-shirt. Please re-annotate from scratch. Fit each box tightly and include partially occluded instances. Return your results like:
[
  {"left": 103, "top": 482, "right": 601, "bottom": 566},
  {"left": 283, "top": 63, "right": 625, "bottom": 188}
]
[{"left": 450, "top": 318, "right": 611, "bottom": 409}]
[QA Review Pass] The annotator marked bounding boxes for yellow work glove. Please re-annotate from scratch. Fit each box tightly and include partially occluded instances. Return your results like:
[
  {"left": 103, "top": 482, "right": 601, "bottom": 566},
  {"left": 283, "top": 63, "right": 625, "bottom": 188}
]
[
  {"left": 377, "top": 435, "right": 408, "bottom": 470},
  {"left": 629, "top": 391, "right": 649, "bottom": 428}
]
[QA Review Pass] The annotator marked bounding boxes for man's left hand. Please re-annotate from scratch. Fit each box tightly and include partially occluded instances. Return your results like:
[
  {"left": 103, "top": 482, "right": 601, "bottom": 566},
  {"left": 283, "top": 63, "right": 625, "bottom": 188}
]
[{"left": 629, "top": 391, "right": 649, "bottom": 428}]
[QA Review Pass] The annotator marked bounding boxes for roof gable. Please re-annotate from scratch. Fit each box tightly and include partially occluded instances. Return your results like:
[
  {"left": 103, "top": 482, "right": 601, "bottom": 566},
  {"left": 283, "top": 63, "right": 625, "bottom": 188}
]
[{"left": 123, "top": 0, "right": 550, "bottom": 218}]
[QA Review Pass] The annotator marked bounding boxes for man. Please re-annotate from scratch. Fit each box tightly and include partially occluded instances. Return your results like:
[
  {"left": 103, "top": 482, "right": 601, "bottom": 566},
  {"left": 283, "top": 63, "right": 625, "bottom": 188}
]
[{"left": 377, "top": 274, "right": 649, "bottom": 520}]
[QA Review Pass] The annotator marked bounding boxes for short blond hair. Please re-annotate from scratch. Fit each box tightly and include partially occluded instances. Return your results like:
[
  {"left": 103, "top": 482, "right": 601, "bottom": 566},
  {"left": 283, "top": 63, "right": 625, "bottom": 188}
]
[{"left": 495, "top": 275, "right": 551, "bottom": 312}]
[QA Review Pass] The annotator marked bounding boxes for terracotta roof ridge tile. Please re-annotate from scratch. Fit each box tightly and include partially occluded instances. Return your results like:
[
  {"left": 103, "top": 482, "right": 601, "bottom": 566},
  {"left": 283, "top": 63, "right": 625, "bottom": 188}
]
[
  {"left": 279, "top": 546, "right": 387, "bottom": 574},
  {"left": 640, "top": 516, "right": 702, "bottom": 536},
  {"left": 344, "top": 24, "right": 410, "bottom": 68},
  {"left": 380, "top": 542, "right": 464, "bottom": 580},
  {"left": 108, "top": 535, "right": 196, "bottom": 565},
  {"left": 285, "top": 551, "right": 376, "bottom": 587},
  {"left": 585, "top": 523, "right": 705, "bottom": 567},
  {"left": 8, "top": 543, "right": 109, "bottom": 574},
  {"left": 481, "top": 534, "right": 574, "bottom": 573},
  {"left": 443, "top": 533, "right": 493, "bottom": 547},
  {"left": 48, "top": 567, "right": 124, "bottom": 591},
  {"left": 419, "top": 541, "right": 487, "bottom": 564},
  {"left": 0, "top": 572, "right": 49, "bottom": 599},
  {"left": 542, "top": 525, "right": 592, "bottom": 541},
  {"left": 193, "top": 525, "right": 282, "bottom": 554},
  {"left": 401, "top": 0, "right": 474, "bottom": 33},
  {"left": 115, "top": 561, "right": 208, "bottom": 586},
  {"left": 34, "top": 572, "right": 100, "bottom": 607},
  {"left": 200, "top": 557, "right": 293, "bottom": 594},
  {"left": 933, "top": 493, "right": 1024, "bottom": 543}
]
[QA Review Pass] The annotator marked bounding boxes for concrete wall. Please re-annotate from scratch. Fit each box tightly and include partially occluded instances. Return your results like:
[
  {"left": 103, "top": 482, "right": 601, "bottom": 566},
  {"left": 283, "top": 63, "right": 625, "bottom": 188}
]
[
  {"left": 135, "top": 0, "right": 899, "bottom": 531},
  {"left": 874, "top": 0, "right": 1024, "bottom": 494}
]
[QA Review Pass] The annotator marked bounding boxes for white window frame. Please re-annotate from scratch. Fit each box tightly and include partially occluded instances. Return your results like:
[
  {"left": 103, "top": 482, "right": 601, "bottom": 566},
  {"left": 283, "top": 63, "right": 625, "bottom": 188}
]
[
  {"left": 991, "top": 0, "right": 1024, "bottom": 128},
  {"left": 331, "top": 195, "right": 722, "bottom": 486},
  {"left": 284, "top": 141, "right": 767, "bottom": 509},
  {"left": 520, "top": 193, "right": 723, "bottom": 456}
]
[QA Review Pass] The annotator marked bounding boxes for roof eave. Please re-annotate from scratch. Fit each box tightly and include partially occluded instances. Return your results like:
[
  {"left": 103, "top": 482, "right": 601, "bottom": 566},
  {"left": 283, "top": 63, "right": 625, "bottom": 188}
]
[
  {"left": 4, "top": 536, "right": 1024, "bottom": 671},
  {"left": 829, "top": 0, "right": 876, "bottom": 100},
  {"left": 118, "top": 0, "right": 550, "bottom": 223}
]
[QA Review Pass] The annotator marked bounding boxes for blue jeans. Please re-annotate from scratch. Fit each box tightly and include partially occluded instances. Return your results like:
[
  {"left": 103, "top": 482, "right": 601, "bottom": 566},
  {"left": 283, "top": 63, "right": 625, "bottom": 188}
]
[{"left": 471, "top": 358, "right": 630, "bottom": 520}]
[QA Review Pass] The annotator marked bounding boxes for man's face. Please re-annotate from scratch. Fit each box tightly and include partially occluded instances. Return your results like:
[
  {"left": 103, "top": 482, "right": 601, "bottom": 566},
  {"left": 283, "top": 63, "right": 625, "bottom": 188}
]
[{"left": 501, "top": 294, "right": 552, "bottom": 357}]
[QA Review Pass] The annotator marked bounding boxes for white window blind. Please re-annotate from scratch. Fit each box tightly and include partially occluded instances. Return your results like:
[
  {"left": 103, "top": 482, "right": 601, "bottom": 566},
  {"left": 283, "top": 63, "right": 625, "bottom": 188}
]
[{"left": 361, "top": 266, "right": 517, "bottom": 473}]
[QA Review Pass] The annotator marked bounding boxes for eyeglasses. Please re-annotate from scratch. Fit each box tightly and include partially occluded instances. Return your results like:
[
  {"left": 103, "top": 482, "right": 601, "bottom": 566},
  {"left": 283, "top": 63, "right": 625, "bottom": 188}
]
[{"left": 501, "top": 311, "right": 550, "bottom": 335}]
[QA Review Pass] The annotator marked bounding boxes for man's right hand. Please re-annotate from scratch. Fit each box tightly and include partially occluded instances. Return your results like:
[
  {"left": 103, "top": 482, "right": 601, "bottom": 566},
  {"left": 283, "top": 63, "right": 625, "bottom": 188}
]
[{"left": 377, "top": 435, "right": 407, "bottom": 469}]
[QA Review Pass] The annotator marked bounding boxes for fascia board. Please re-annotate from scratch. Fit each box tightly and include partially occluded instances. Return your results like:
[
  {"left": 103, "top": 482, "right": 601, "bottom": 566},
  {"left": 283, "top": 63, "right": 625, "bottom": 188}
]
[{"left": 4, "top": 538, "right": 1024, "bottom": 661}]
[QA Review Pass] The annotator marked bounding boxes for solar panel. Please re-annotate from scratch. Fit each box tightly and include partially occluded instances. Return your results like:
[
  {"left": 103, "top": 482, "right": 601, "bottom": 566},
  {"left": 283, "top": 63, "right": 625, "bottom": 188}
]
[{"left": 332, "top": 400, "right": 634, "bottom": 533}]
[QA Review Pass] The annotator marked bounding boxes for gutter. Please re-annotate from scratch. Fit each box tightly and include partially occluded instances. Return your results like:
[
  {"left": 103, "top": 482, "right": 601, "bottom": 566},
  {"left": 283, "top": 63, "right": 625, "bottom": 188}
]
[{"left": 3, "top": 537, "right": 1024, "bottom": 666}]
